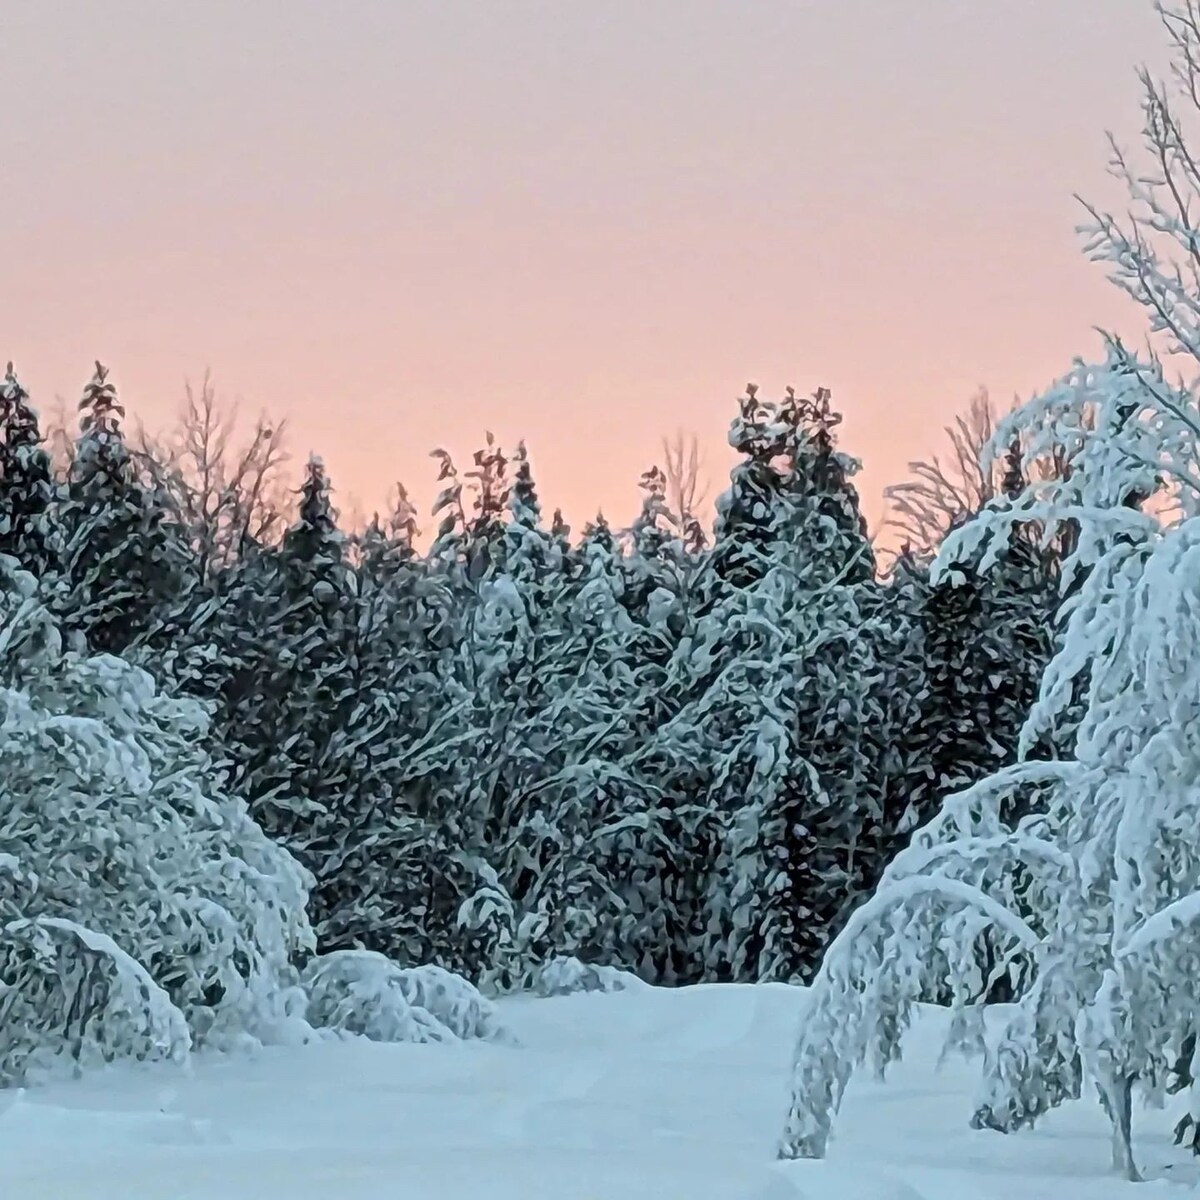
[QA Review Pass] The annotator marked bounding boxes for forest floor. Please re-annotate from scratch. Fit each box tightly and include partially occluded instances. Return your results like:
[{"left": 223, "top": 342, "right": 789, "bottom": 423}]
[{"left": 1, "top": 980, "right": 1193, "bottom": 1198}]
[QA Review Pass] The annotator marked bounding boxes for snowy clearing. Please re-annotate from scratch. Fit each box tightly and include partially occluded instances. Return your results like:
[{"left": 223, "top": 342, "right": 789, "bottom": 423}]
[{"left": 1, "top": 982, "right": 1195, "bottom": 1198}]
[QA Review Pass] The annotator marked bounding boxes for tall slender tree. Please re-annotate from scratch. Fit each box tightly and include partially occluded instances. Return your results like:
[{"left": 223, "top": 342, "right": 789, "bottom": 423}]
[
  {"left": 0, "top": 363, "right": 58, "bottom": 578},
  {"left": 53, "top": 363, "right": 195, "bottom": 655}
]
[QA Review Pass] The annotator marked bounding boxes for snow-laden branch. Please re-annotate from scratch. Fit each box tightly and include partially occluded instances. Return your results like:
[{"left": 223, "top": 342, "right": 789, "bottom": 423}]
[{"left": 1117, "top": 891, "right": 1200, "bottom": 959}]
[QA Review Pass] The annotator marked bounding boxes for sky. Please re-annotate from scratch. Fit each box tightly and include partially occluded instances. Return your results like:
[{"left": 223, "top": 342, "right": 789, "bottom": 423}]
[{"left": 0, "top": 0, "right": 1167, "bottom": 538}]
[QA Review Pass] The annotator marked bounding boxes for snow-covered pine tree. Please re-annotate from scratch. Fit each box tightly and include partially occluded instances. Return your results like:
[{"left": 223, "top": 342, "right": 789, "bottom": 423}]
[
  {"left": 53, "top": 363, "right": 195, "bottom": 655},
  {"left": 636, "top": 396, "right": 781, "bottom": 983},
  {"left": 883, "top": 522, "right": 1058, "bottom": 869},
  {"left": 464, "top": 432, "right": 509, "bottom": 584},
  {"left": 503, "top": 507, "right": 661, "bottom": 977},
  {"left": 311, "top": 499, "right": 475, "bottom": 971},
  {"left": 655, "top": 386, "right": 880, "bottom": 984},
  {"left": 593, "top": 465, "right": 711, "bottom": 983},
  {"left": 453, "top": 439, "right": 583, "bottom": 987},
  {"left": 850, "top": 564, "right": 928, "bottom": 889},
  {"left": 428, "top": 448, "right": 469, "bottom": 579},
  {"left": 626, "top": 465, "right": 677, "bottom": 574},
  {"left": 222, "top": 455, "right": 353, "bottom": 851},
  {"left": 874, "top": 521, "right": 1060, "bottom": 1005},
  {"left": 408, "top": 441, "right": 525, "bottom": 987},
  {"left": 0, "top": 364, "right": 59, "bottom": 579},
  {"left": 619, "top": 470, "right": 692, "bottom": 761},
  {"left": 0, "top": 555, "right": 313, "bottom": 1080},
  {"left": 790, "top": 386, "right": 876, "bottom": 586},
  {"left": 701, "top": 387, "right": 872, "bottom": 593},
  {"left": 550, "top": 506, "right": 572, "bottom": 563},
  {"left": 302, "top": 508, "right": 410, "bottom": 955},
  {"left": 696, "top": 388, "right": 883, "bottom": 979}
]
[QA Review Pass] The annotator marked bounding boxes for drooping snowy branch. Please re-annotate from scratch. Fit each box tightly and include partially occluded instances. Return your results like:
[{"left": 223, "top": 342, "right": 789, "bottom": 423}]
[{"left": 782, "top": 327, "right": 1200, "bottom": 1177}]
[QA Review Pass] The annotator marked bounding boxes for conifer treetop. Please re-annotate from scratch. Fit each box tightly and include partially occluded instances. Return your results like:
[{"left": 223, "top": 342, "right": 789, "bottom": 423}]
[
  {"left": 71, "top": 361, "right": 133, "bottom": 492},
  {"left": 78, "top": 361, "right": 123, "bottom": 437},
  {"left": 2, "top": 361, "right": 23, "bottom": 404},
  {"left": 509, "top": 441, "right": 542, "bottom": 529},
  {"left": 1, "top": 363, "right": 44, "bottom": 448}
]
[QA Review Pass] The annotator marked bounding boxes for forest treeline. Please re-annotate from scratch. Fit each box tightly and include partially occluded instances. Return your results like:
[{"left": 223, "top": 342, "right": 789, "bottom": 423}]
[{"left": 0, "top": 359, "right": 1059, "bottom": 996}]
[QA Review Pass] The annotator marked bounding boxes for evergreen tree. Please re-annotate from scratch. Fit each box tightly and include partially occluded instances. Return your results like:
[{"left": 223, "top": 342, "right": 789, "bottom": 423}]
[
  {"left": 877, "top": 441, "right": 1062, "bottom": 1008},
  {"left": 675, "top": 386, "right": 881, "bottom": 983},
  {"left": 506, "top": 511, "right": 657, "bottom": 975},
  {"left": 53, "top": 363, "right": 194, "bottom": 655},
  {"left": 886, "top": 538, "right": 1056, "bottom": 865},
  {"left": 550, "top": 506, "right": 572, "bottom": 562},
  {"left": 458, "top": 440, "right": 571, "bottom": 984},
  {"left": 311, "top": 497, "right": 481, "bottom": 975},
  {"left": 226, "top": 455, "right": 352, "bottom": 848},
  {"left": 0, "top": 363, "right": 58, "bottom": 578}
]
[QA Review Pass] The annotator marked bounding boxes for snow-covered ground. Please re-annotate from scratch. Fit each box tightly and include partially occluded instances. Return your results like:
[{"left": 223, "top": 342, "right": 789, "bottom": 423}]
[{"left": 1, "top": 981, "right": 1194, "bottom": 1198}]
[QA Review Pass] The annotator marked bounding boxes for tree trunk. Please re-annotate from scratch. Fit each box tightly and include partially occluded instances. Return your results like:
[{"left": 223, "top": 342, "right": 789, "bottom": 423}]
[{"left": 1104, "top": 1073, "right": 1140, "bottom": 1182}]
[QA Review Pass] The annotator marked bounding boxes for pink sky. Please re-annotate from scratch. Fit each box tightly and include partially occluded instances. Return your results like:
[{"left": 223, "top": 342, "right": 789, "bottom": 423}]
[{"left": 1, "top": 1, "right": 1165, "bottom": 538}]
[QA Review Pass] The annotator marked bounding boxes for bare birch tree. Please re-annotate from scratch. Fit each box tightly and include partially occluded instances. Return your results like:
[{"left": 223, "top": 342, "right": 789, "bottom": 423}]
[
  {"left": 133, "top": 372, "right": 291, "bottom": 579},
  {"left": 882, "top": 388, "right": 1003, "bottom": 560},
  {"left": 660, "top": 429, "right": 710, "bottom": 539},
  {"left": 43, "top": 394, "right": 77, "bottom": 475},
  {"left": 882, "top": 387, "right": 1087, "bottom": 564}
]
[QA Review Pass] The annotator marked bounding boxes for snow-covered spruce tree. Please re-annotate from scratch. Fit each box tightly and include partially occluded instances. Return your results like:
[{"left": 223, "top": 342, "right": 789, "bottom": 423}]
[
  {"left": 451, "top": 438, "right": 594, "bottom": 988},
  {"left": 299, "top": 508, "right": 410, "bottom": 955},
  {"left": 0, "top": 364, "right": 59, "bottom": 579},
  {"left": 52, "top": 363, "right": 195, "bottom": 656},
  {"left": 879, "top": 521, "right": 1062, "bottom": 1005},
  {"left": 625, "top": 465, "right": 679, "bottom": 590},
  {"left": 311, "top": 501, "right": 475, "bottom": 968},
  {"left": 640, "top": 392, "right": 790, "bottom": 984},
  {"left": 266, "top": 454, "right": 354, "bottom": 847},
  {"left": 549, "top": 505, "right": 573, "bottom": 563},
  {"left": 874, "top": 421, "right": 1070, "bottom": 983},
  {"left": 597, "top": 465, "right": 712, "bottom": 984},
  {"left": 849, "top": 570, "right": 928, "bottom": 894},
  {"left": 884, "top": 520, "right": 1059, "bottom": 869},
  {"left": 208, "top": 455, "right": 353, "bottom": 852},
  {"left": 404, "top": 460, "right": 515, "bottom": 981},
  {"left": 0, "top": 555, "right": 313, "bottom": 1081},
  {"left": 622, "top": 464, "right": 695, "bottom": 727},
  {"left": 503, "top": 508, "right": 665, "bottom": 978},
  {"left": 655, "top": 386, "right": 880, "bottom": 985},
  {"left": 404, "top": 443, "right": 523, "bottom": 987}
]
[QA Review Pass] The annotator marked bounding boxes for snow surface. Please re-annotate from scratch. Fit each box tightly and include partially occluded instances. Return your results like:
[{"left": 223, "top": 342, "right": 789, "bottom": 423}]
[{"left": 1, "top": 981, "right": 1194, "bottom": 1198}]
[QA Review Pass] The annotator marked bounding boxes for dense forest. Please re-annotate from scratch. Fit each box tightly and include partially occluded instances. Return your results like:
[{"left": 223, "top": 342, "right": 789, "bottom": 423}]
[{"left": 0, "top": 352, "right": 1060, "bottom": 1041}]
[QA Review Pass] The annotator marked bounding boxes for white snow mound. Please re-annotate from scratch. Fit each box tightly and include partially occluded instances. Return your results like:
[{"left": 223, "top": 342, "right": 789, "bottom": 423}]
[
  {"left": 533, "top": 955, "right": 648, "bottom": 997},
  {"left": 301, "top": 951, "right": 509, "bottom": 1043}
]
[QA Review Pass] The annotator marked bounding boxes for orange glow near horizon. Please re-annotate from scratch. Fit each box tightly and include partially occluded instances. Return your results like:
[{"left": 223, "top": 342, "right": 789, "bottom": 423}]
[{"left": 1, "top": 1, "right": 1164, "bottom": 541}]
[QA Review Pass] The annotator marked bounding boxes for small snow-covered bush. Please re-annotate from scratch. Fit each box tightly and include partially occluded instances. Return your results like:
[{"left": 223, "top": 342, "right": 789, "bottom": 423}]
[
  {"left": 301, "top": 952, "right": 508, "bottom": 1044},
  {"left": 302, "top": 952, "right": 455, "bottom": 1043},
  {"left": 392, "top": 963, "right": 509, "bottom": 1041},
  {"left": 533, "top": 955, "right": 646, "bottom": 998},
  {"left": 0, "top": 917, "right": 191, "bottom": 1084},
  {"left": 0, "top": 559, "right": 314, "bottom": 1081}
]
